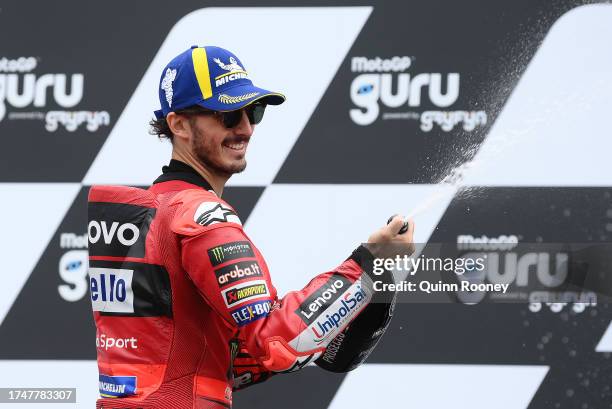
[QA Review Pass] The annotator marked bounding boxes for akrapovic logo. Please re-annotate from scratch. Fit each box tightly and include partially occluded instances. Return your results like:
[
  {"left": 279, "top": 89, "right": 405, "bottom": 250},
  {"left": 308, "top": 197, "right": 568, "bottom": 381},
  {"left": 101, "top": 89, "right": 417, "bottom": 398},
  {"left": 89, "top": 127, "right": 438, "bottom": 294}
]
[
  {"left": 295, "top": 275, "right": 351, "bottom": 325},
  {"left": 215, "top": 261, "right": 263, "bottom": 287},
  {"left": 349, "top": 55, "right": 486, "bottom": 131},
  {"left": 208, "top": 241, "right": 254, "bottom": 266},
  {"left": 0, "top": 56, "right": 110, "bottom": 131},
  {"left": 222, "top": 280, "right": 269, "bottom": 307}
]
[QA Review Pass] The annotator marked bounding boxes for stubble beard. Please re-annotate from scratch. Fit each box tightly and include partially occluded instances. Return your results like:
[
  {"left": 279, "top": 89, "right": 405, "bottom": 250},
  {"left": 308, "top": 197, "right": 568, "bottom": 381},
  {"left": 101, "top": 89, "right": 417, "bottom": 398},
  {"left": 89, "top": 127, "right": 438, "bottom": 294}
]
[{"left": 191, "top": 124, "right": 247, "bottom": 176}]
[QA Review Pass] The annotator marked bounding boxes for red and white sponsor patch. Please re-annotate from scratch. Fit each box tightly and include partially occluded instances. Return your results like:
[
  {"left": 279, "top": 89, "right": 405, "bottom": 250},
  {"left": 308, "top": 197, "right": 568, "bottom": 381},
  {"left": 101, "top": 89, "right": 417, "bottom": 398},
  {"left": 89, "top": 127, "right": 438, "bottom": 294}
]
[{"left": 221, "top": 279, "right": 270, "bottom": 307}]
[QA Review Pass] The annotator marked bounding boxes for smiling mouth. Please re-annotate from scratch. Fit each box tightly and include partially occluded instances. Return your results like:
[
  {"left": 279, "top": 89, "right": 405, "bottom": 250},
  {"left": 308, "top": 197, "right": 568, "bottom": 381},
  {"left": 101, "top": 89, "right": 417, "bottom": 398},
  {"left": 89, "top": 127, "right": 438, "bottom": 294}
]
[{"left": 223, "top": 141, "right": 247, "bottom": 151}]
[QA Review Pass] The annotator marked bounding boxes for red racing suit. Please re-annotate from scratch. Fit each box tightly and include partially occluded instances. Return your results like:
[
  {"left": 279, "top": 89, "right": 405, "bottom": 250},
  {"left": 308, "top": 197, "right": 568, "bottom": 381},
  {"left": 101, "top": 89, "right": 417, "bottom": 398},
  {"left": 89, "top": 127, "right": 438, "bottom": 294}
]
[{"left": 89, "top": 160, "right": 378, "bottom": 408}]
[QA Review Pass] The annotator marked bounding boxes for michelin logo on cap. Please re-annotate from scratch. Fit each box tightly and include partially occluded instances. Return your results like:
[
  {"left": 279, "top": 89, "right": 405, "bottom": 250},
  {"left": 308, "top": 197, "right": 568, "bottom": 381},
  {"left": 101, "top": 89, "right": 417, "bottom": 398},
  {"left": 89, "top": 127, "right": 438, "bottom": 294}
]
[
  {"left": 213, "top": 56, "right": 249, "bottom": 87},
  {"left": 161, "top": 68, "right": 177, "bottom": 107},
  {"left": 153, "top": 45, "right": 286, "bottom": 119}
]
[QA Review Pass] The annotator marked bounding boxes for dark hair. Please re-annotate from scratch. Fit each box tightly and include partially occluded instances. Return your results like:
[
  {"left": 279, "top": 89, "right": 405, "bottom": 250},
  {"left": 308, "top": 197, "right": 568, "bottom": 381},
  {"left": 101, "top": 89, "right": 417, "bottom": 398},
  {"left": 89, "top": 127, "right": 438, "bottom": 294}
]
[{"left": 149, "top": 105, "right": 213, "bottom": 142}]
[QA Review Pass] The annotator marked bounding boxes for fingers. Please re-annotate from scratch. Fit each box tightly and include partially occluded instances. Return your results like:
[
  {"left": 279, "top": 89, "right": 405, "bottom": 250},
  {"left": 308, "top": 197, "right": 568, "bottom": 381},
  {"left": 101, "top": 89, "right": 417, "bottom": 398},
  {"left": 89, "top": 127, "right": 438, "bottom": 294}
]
[
  {"left": 405, "top": 218, "right": 416, "bottom": 255},
  {"left": 406, "top": 217, "right": 415, "bottom": 238},
  {"left": 387, "top": 215, "right": 406, "bottom": 236},
  {"left": 367, "top": 215, "right": 416, "bottom": 258}
]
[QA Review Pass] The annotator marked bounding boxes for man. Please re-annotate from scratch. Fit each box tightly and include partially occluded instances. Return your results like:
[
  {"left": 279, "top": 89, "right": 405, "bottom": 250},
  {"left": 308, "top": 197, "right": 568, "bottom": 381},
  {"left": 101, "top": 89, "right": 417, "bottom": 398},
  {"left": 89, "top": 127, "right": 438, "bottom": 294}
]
[{"left": 88, "top": 45, "right": 414, "bottom": 409}]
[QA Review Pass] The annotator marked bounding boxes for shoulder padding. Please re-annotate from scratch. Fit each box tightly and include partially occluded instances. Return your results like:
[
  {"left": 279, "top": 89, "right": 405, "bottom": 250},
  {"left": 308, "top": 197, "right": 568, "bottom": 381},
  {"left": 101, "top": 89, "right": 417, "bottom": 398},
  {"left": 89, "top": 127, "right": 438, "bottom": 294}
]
[
  {"left": 170, "top": 189, "right": 242, "bottom": 236},
  {"left": 89, "top": 185, "right": 157, "bottom": 208}
]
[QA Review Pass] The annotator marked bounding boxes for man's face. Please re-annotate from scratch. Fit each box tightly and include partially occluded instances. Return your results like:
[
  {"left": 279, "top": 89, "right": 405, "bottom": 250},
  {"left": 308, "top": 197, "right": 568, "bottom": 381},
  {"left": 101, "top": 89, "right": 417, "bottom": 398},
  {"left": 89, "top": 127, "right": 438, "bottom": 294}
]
[{"left": 188, "top": 110, "right": 254, "bottom": 176}]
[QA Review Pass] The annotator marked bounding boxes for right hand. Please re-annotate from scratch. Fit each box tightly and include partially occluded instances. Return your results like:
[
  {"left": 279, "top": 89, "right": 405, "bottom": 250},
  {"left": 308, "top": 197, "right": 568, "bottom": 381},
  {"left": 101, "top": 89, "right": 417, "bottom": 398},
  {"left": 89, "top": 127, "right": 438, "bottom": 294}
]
[{"left": 366, "top": 215, "right": 415, "bottom": 258}]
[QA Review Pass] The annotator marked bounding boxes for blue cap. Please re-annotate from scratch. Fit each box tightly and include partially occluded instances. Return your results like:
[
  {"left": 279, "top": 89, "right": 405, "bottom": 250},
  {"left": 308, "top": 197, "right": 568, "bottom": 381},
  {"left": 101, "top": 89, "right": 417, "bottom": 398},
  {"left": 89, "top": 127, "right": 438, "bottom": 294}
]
[{"left": 154, "top": 45, "right": 285, "bottom": 118}]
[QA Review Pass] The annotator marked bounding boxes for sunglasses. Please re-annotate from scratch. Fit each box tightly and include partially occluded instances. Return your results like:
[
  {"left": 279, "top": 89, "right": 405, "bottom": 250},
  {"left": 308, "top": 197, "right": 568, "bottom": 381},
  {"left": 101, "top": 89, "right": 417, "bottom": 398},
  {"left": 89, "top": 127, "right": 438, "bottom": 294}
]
[{"left": 178, "top": 103, "right": 267, "bottom": 129}]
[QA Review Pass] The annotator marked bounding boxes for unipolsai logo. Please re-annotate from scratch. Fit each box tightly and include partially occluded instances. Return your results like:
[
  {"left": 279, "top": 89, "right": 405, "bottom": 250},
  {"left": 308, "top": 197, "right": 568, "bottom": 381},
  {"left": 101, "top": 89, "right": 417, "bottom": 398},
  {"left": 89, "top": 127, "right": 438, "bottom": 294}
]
[
  {"left": 348, "top": 55, "right": 487, "bottom": 131},
  {"left": 310, "top": 283, "right": 368, "bottom": 344},
  {"left": 0, "top": 56, "right": 110, "bottom": 132}
]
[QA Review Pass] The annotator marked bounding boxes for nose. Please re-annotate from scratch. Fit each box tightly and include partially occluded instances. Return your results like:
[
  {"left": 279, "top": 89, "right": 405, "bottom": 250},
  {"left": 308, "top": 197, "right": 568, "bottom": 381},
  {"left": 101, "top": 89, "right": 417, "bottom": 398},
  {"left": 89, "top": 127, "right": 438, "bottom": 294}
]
[{"left": 233, "top": 109, "right": 254, "bottom": 137}]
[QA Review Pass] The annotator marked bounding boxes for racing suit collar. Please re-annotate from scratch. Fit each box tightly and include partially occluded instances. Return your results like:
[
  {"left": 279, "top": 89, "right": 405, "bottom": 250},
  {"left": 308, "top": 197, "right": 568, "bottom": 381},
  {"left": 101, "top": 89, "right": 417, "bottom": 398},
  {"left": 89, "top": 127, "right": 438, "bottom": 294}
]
[{"left": 152, "top": 159, "right": 215, "bottom": 191}]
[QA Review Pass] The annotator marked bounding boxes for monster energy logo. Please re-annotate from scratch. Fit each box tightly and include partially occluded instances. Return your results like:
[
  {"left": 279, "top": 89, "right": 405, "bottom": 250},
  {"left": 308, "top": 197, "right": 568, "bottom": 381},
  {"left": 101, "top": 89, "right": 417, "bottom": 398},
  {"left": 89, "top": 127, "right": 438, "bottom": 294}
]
[
  {"left": 211, "top": 246, "right": 225, "bottom": 263},
  {"left": 208, "top": 241, "right": 254, "bottom": 267}
]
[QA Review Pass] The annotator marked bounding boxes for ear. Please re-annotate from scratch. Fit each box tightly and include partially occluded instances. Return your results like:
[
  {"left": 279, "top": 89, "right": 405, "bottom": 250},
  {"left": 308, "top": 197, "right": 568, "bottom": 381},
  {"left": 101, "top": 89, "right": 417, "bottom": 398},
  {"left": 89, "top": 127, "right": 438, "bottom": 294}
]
[{"left": 166, "top": 112, "right": 192, "bottom": 143}]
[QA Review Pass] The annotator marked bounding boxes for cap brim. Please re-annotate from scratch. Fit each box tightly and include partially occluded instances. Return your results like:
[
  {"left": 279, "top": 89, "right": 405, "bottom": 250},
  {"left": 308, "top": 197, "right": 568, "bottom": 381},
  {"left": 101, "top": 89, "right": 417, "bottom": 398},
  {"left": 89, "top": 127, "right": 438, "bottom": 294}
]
[{"left": 197, "top": 84, "right": 286, "bottom": 112}]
